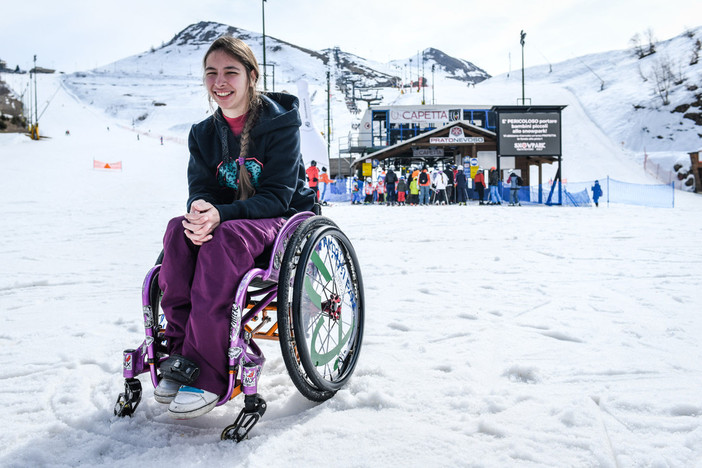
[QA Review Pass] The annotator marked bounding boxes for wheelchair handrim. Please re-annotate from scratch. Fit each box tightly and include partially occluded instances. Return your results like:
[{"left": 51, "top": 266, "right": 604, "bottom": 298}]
[{"left": 293, "top": 226, "right": 364, "bottom": 390}]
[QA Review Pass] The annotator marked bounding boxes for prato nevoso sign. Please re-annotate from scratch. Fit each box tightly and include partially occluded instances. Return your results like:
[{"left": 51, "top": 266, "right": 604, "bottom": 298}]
[{"left": 429, "top": 125, "right": 485, "bottom": 145}]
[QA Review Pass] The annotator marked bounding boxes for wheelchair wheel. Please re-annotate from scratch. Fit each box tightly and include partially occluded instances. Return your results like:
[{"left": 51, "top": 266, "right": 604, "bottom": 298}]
[
  {"left": 277, "top": 216, "right": 364, "bottom": 401},
  {"left": 147, "top": 266, "right": 168, "bottom": 360}
]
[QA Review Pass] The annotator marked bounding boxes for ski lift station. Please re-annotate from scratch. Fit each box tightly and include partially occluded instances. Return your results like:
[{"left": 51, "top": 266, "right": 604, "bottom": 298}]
[{"left": 341, "top": 104, "right": 567, "bottom": 195}]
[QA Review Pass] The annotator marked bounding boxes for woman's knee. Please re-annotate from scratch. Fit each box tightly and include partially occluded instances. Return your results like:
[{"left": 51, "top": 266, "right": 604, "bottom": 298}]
[{"left": 166, "top": 216, "right": 186, "bottom": 234}]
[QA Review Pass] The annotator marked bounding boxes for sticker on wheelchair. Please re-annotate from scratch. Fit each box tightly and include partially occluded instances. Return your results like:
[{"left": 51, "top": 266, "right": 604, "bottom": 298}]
[
  {"left": 242, "top": 366, "right": 260, "bottom": 387},
  {"left": 230, "top": 303, "right": 242, "bottom": 334},
  {"left": 143, "top": 305, "right": 153, "bottom": 328},
  {"left": 228, "top": 346, "right": 243, "bottom": 360},
  {"left": 141, "top": 336, "right": 154, "bottom": 355}
]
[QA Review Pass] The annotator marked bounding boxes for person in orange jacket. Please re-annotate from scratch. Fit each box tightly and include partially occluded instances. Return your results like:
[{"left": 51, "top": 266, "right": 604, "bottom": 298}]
[
  {"left": 318, "top": 166, "right": 332, "bottom": 205},
  {"left": 418, "top": 167, "right": 432, "bottom": 205},
  {"left": 305, "top": 160, "right": 320, "bottom": 200}
]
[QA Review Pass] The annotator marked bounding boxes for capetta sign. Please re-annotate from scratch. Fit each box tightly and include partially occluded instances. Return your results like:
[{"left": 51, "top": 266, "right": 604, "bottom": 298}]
[{"left": 429, "top": 126, "right": 485, "bottom": 145}]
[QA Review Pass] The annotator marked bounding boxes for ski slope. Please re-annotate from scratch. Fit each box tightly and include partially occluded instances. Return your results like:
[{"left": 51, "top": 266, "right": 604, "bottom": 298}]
[{"left": 1, "top": 60, "right": 702, "bottom": 467}]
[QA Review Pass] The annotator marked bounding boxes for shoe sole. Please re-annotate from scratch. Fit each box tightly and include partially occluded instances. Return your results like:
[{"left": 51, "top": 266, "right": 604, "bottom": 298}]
[
  {"left": 154, "top": 393, "right": 176, "bottom": 404},
  {"left": 167, "top": 399, "right": 218, "bottom": 420}
]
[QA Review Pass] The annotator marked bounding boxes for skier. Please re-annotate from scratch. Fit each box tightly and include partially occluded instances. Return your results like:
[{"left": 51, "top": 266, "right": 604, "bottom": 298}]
[
  {"left": 418, "top": 168, "right": 431, "bottom": 205},
  {"left": 396, "top": 176, "right": 407, "bottom": 206},
  {"left": 385, "top": 166, "right": 398, "bottom": 205},
  {"left": 488, "top": 167, "right": 502, "bottom": 205},
  {"left": 306, "top": 160, "right": 320, "bottom": 201},
  {"left": 592, "top": 180, "right": 603, "bottom": 207},
  {"left": 155, "top": 35, "right": 316, "bottom": 419},
  {"left": 455, "top": 165, "right": 468, "bottom": 205},
  {"left": 364, "top": 177, "right": 375, "bottom": 204},
  {"left": 507, "top": 172, "right": 522, "bottom": 206},
  {"left": 434, "top": 170, "right": 448, "bottom": 205},
  {"left": 444, "top": 165, "right": 455, "bottom": 204},
  {"left": 318, "top": 166, "right": 332, "bottom": 205},
  {"left": 474, "top": 168, "right": 486, "bottom": 205},
  {"left": 376, "top": 176, "right": 386, "bottom": 204},
  {"left": 352, "top": 176, "right": 362, "bottom": 204}
]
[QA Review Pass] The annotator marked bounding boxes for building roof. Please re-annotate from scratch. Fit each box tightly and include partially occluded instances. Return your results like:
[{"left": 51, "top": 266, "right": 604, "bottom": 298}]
[{"left": 352, "top": 121, "right": 497, "bottom": 166}]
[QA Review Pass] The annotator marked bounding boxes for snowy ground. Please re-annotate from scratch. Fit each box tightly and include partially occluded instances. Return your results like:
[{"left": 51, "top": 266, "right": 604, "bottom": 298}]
[{"left": 2, "top": 74, "right": 702, "bottom": 467}]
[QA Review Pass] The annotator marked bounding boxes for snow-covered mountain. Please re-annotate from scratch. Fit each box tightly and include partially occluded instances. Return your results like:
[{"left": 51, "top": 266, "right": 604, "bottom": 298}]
[
  {"left": 59, "top": 21, "right": 491, "bottom": 140},
  {"left": 6, "top": 21, "right": 702, "bottom": 187}
]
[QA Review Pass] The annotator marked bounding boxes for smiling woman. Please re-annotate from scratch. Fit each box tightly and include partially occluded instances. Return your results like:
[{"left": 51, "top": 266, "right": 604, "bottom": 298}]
[{"left": 154, "top": 34, "right": 317, "bottom": 419}]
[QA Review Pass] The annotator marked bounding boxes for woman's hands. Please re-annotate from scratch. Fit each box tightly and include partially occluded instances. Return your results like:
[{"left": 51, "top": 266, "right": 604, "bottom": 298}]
[{"left": 183, "top": 199, "right": 221, "bottom": 245}]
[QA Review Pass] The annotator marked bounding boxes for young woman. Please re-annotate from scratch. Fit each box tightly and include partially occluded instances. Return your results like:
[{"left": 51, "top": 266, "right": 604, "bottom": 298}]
[{"left": 154, "top": 36, "right": 316, "bottom": 419}]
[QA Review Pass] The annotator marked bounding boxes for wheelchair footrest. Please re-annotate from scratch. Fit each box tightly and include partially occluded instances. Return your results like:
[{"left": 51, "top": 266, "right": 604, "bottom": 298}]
[
  {"left": 220, "top": 393, "right": 267, "bottom": 442},
  {"left": 160, "top": 354, "right": 200, "bottom": 385}
]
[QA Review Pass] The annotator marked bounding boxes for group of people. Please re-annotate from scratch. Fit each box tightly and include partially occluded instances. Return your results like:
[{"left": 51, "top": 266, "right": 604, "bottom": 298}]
[{"left": 351, "top": 165, "right": 524, "bottom": 206}]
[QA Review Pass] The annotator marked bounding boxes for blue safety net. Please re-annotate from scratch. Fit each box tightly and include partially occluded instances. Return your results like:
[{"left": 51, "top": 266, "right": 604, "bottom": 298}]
[{"left": 315, "top": 177, "right": 676, "bottom": 208}]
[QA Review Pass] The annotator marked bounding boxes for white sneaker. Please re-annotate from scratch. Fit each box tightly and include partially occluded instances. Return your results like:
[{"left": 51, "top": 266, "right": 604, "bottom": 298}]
[
  {"left": 168, "top": 386, "right": 219, "bottom": 419},
  {"left": 154, "top": 378, "right": 181, "bottom": 404}
]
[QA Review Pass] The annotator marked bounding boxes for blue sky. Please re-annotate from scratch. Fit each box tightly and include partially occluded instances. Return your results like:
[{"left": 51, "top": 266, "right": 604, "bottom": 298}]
[{"left": 1, "top": 0, "right": 700, "bottom": 75}]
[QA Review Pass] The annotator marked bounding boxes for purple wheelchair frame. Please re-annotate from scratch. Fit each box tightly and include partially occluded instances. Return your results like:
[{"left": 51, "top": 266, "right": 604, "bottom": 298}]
[{"left": 119, "top": 211, "right": 314, "bottom": 408}]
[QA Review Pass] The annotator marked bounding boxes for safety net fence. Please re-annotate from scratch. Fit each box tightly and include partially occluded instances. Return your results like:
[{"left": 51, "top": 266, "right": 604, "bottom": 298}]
[{"left": 319, "top": 177, "right": 676, "bottom": 208}]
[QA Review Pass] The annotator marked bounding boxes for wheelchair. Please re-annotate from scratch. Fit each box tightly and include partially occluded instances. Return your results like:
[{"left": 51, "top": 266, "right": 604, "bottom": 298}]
[{"left": 114, "top": 211, "right": 365, "bottom": 442}]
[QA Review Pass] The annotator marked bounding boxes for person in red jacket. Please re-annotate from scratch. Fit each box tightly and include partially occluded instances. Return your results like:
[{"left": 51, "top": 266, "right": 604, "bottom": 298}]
[
  {"left": 474, "top": 168, "right": 486, "bottom": 205},
  {"left": 306, "top": 160, "right": 320, "bottom": 200}
]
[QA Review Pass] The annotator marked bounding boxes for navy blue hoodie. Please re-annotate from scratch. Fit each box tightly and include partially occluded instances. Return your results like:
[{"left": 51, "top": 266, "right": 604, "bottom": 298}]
[{"left": 186, "top": 93, "right": 316, "bottom": 221}]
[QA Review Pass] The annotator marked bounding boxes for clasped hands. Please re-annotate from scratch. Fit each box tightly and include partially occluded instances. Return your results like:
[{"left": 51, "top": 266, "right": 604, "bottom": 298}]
[{"left": 183, "top": 199, "right": 221, "bottom": 245}]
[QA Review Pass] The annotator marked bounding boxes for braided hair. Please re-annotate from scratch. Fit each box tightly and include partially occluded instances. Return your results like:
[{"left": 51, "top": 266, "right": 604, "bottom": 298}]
[{"left": 203, "top": 36, "right": 261, "bottom": 201}]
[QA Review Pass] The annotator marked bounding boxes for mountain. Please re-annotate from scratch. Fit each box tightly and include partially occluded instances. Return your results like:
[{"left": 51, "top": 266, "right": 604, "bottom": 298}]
[
  {"left": 20, "top": 21, "right": 701, "bottom": 189},
  {"left": 59, "top": 21, "right": 492, "bottom": 140}
]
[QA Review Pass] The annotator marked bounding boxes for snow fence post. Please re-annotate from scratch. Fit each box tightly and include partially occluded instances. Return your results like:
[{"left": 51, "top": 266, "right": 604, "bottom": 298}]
[{"left": 607, "top": 176, "right": 610, "bottom": 207}]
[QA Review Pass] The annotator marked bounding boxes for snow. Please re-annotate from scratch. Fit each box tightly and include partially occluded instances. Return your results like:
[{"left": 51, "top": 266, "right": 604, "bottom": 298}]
[{"left": 2, "top": 26, "right": 702, "bottom": 467}]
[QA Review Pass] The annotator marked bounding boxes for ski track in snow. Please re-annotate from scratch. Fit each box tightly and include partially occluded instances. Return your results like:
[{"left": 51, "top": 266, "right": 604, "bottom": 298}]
[{"left": 1, "top": 70, "right": 702, "bottom": 467}]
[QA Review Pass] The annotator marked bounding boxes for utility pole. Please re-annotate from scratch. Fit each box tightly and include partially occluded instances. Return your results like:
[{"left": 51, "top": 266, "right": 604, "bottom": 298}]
[
  {"left": 32, "top": 55, "right": 39, "bottom": 140},
  {"left": 421, "top": 50, "right": 426, "bottom": 105},
  {"left": 262, "top": 0, "right": 267, "bottom": 91},
  {"left": 431, "top": 64, "right": 435, "bottom": 104},
  {"left": 327, "top": 70, "right": 331, "bottom": 166},
  {"left": 416, "top": 51, "right": 420, "bottom": 92},
  {"left": 520, "top": 30, "right": 526, "bottom": 105}
]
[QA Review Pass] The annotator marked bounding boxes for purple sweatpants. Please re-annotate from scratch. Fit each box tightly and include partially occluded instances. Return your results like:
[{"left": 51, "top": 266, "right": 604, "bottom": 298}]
[{"left": 158, "top": 216, "right": 286, "bottom": 395}]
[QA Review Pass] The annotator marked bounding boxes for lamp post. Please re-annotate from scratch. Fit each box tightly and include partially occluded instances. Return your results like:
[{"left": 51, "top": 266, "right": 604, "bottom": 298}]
[
  {"left": 32, "top": 55, "right": 39, "bottom": 140},
  {"left": 431, "top": 64, "right": 435, "bottom": 104},
  {"left": 262, "top": 62, "right": 275, "bottom": 92},
  {"left": 421, "top": 50, "right": 426, "bottom": 105},
  {"left": 520, "top": 30, "right": 526, "bottom": 104},
  {"left": 262, "top": 0, "right": 267, "bottom": 91}
]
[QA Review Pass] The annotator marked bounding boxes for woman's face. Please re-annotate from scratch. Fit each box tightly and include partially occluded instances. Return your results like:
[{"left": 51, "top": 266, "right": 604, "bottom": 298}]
[{"left": 204, "top": 50, "right": 254, "bottom": 118}]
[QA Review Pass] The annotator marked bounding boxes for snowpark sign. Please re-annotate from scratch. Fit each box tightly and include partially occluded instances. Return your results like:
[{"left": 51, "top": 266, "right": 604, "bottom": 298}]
[
  {"left": 429, "top": 126, "right": 484, "bottom": 144},
  {"left": 495, "top": 109, "right": 564, "bottom": 157}
]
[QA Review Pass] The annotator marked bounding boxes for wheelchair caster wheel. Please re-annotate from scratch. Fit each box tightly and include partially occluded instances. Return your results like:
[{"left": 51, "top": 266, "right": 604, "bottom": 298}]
[
  {"left": 114, "top": 378, "right": 142, "bottom": 417},
  {"left": 221, "top": 394, "right": 267, "bottom": 442}
]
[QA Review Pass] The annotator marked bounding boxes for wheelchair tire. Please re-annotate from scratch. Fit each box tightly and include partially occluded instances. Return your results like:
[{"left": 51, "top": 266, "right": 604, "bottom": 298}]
[
  {"left": 278, "top": 216, "right": 364, "bottom": 400},
  {"left": 277, "top": 216, "right": 339, "bottom": 401},
  {"left": 148, "top": 269, "right": 168, "bottom": 359}
]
